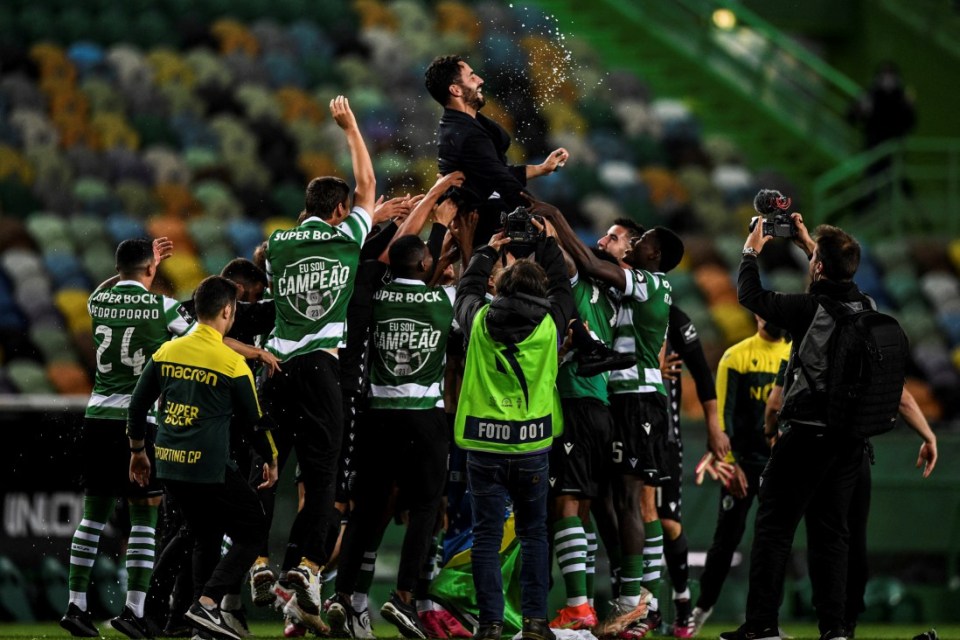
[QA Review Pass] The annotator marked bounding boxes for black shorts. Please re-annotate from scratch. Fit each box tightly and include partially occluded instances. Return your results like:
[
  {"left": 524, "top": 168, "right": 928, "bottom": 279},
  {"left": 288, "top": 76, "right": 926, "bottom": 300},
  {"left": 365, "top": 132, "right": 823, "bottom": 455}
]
[
  {"left": 549, "top": 397, "right": 615, "bottom": 498},
  {"left": 610, "top": 393, "right": 670, "bottom": 486},
  {"left": 656, "top": 441, "right": 683, "bottom": 521},
  {"left": 80, "top": 417, "right": 162, "bottom": 498}
]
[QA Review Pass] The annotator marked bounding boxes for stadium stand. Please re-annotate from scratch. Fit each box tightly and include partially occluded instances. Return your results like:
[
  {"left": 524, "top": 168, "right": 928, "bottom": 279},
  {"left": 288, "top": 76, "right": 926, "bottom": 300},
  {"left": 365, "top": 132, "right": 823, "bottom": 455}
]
[{"left": 0, "top": 0, "right": 956, "bottom": 427}]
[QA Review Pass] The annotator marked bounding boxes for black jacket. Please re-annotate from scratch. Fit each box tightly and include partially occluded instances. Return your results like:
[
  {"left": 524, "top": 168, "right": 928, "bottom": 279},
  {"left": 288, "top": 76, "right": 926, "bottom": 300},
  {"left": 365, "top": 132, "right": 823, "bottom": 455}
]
[
  {"left": 737, "top": 254, "right": 870, "bottom": 426},
  {"left": 437, "top": 108, "right": 529, "bottom": 244},
  {"left": 455, "top": 238, "right": 574, "bottom": 347}
]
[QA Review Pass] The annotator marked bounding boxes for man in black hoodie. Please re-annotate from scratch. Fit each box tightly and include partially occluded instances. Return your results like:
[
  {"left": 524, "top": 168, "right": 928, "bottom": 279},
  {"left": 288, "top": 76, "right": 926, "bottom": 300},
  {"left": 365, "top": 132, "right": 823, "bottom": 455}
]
[
  {"left": 425, "top": 55, "right": 569, "bottom": 245},
  {"left": 453, "top": 229, "right": 575, "bottom": 640},
  {"left": 722, "top": 214, "right": 871, "bottom": 640}
]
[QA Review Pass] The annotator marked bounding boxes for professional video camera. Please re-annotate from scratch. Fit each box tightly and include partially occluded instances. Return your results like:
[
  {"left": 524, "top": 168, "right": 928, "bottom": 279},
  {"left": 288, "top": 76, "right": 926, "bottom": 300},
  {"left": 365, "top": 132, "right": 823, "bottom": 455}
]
[
  {"left": 749, "top": 189, "right": 796, "bottom": 238},
  {"left": 500, "top": 206, "right": 544, "bottom": 257}
]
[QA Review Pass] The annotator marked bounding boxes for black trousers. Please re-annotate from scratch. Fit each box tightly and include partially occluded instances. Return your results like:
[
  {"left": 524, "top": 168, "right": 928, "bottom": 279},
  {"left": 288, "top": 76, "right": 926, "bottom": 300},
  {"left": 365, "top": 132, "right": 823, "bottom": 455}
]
[
  {"left": 163, "top": 466, "right": 268, "bottom": 603},
  {"left": 842, "top": 448, "right": 872, "bottom": 629},
  {"left": 263, "top": 349, "right": 343, "bottom": 568},
  {"left": 336, "top": 407, "right": 448, "bottom": 593},
  {"left": 696, "top": 463, "right": 764, "bottom": 610},
  {"left": 745, "top": 425, "right": 865, "bottom": 634}
]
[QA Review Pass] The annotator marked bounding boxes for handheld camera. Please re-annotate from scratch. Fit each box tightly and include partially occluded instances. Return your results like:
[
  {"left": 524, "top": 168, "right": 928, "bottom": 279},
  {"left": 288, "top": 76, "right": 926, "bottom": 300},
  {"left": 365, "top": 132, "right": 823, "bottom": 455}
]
[{"left": 749, "top": 189, "right": 796, "bottom": 238}]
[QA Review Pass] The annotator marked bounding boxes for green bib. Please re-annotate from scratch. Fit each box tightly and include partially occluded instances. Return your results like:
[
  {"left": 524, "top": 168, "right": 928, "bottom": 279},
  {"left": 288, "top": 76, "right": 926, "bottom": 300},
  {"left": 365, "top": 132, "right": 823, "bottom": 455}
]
[{"left": 455, "top": 305, "right": 563, "bottom": 454}]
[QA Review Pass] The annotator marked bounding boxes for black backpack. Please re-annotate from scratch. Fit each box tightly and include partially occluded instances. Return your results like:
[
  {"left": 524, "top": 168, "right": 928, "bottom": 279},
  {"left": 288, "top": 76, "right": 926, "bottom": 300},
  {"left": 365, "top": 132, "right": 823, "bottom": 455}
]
[{"left": 820, "top": 297, "right": 909, "bottom": 437}]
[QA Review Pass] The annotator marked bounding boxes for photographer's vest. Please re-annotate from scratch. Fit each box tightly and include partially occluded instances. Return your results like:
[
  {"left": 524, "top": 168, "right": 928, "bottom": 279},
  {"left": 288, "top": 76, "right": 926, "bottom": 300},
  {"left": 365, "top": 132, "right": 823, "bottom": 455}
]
[{"left": 455, "top": 305, "right": 563, "bottom": 454}]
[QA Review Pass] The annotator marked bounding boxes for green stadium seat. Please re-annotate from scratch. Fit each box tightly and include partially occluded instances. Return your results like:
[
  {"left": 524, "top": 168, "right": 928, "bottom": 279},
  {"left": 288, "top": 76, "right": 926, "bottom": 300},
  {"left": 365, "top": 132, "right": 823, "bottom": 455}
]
[
  {"left": 6, "top": 358, "right": 55, "bottom": 394},
  {"left": 185, "top": 49, "right": 234, "bottom": 89},
  {"left": 182, "top": 147, "right": 223, "bottom": 174},
  {"left": 192, "top": 180, "right": 241, "bottom": 219},
  {"left": 884, "top": 269, "right": 923, "bottom": 309},
  {"left": 114, "top": 180, "right": 161, "bottom": 218},
  {"left": 0, "top": 556, "right": 34, "bottom": 621},
  {"left": 69, "top": 215, "right": 108, "bottom": 247},
  {"left": 202, "top": 246, "right": 236, "bottom": 276},
  {"left": 188, "top": 216, "right": 229, "bottom": 248},
  {"left": 37, "top": 556, "right": 69, "bottom": 618},
  {"left": 766, "top": 269, "right": 806, "bottom": 295},
  {"left": 81, "top": 243, "right": 118, "bottom": 285},
  {"left": 30, "top": 325, "right": 78, "bottom": 365},
  {"left": 26, "top": 212, "right": 73, "bottom": 254}
]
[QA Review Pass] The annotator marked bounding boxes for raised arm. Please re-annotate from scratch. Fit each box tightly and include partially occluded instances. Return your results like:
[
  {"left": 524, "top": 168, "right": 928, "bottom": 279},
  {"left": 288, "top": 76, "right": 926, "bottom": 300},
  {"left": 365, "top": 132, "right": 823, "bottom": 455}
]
[
  {"left": 525, "top": 196, "right": 626, "bottom": 290},
  {"left": 330, "top": 95, "right": 376, "bottom": 215},
  {"left": 380, "top": 172, "right": 465, "bottom": 263}
]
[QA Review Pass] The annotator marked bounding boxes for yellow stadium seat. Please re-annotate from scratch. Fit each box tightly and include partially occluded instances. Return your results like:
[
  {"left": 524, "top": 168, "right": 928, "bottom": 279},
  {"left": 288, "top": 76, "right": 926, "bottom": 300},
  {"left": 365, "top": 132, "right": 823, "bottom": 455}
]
[
  {"left": 159, "top": 253, "right": 206, "bottom": 296},
  {"left": 54, "top": 288, "right": 93, "bottom": 336},
  {"left": 146, "top": 49, "right": 197, "bottom": 88},
  {"left": 354, "top": 0, "right": 400, "bottom": 31},
  {"left": 948, "top": 239, "right": 960, "bottom": 274},
  {"left": 276, "top": 88, "right": 325, "bottom": 124},
  {"left": 297, "top": 152, "right": 338, "bottom": 181},
  {"left": 262, "top": 217, "right": 298, "bottom": 238},
  {"left": 709, "top": 301, "right": 756, "bottom": 345},
  {"left": 47, "top": 88, "right": 90, "bottom": 122},
  {"left": 90, "top": 113, "right": 140, "bottom": 151},
  {"left": 0, "top": 146, "right": 35, "bottom": 184},
  {"left": 210, "top": 19, "right": 260, "bottom": 57},
  {"left": 435, "top": 1, "right": 480, "bottom": 40}
]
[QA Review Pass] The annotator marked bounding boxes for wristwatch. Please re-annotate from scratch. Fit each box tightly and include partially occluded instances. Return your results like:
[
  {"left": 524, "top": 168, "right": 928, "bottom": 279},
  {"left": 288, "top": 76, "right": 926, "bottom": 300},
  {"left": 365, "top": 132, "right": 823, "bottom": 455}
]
[{"left": 742, "top": 247, "right": 759, "bottom": 257}]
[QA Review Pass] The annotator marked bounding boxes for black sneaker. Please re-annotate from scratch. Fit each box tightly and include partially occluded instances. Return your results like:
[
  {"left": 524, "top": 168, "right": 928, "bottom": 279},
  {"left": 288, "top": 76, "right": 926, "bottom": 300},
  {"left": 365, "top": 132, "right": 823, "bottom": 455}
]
[
  {"left": 575, "top": 342, "right": 635, "bottom": 378},
  {"left": 380, "top": 591, "right": 428, "bottom": 639},
  {"left": 719, "top": 625, "right": 781, "bottom": 640},
  {"left": 186, "top": 601, "right": 241, "bottom": 640},
  {"left": 912, "top": 631, "right": 938, "bottom": 640},
  {"left": 473, "top": 621, "right": 504, "bottom": 640},
  {"left": 819, "top": 629, "right": 847, "bottom": 640},
  {"left": 521, "top": 617, "right": 556, "bottom": 640},
  {"left": 60, "top": 603, "right": 99, "bottom": 638},
  {"left": 110, "top": 605, "right": 153, "bottom": 639}
]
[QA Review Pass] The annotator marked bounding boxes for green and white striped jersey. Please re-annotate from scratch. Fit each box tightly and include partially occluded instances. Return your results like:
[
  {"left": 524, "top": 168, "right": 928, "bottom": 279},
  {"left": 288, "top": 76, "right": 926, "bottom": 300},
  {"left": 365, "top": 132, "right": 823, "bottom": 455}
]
[
  {"left": 609, "top": 268, "right": 672, "bottom": 396},
  {"left": 368, "top": 278, "right": 455, "bottom": 410},
  {"left": 85, "top": 280, "right": 194, "bottom": 421},
  {"left": 264, "top": 207, "right": 371, "bottom": 360},
  {"left": 556, "top": 273, "right": 617, "bottom": 403}
]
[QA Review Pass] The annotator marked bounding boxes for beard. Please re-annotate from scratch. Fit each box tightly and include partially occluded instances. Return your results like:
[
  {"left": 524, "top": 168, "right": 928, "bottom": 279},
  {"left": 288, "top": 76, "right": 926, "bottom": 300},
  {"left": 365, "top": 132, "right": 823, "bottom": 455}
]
[{"left": 464, "top": 86, "right": 485, "bottom": 110}]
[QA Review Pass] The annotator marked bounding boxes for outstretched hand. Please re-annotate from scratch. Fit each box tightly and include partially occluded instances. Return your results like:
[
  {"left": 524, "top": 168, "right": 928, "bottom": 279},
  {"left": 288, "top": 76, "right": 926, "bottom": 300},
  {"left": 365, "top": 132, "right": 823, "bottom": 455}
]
[
  {"left": 330, "top": 95, "right": 359, "bottom": 131},
  {"left": 695, "top": 452, "right": 736, "bottom": 487},
  {"left": 153, "top": 236, "right": 173, "bottom": 263}
]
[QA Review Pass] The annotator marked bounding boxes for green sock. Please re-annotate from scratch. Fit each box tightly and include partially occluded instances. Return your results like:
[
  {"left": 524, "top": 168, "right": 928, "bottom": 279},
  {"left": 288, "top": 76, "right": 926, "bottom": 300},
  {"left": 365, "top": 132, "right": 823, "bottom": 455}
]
[
  {"left": 125, "top": 502, "right": 159, "bottom": 618},
  {"left": 68, "top": 495, "right": 116, "bottom": 608},
  {"left": 641, "top": 520, "right": 664, "bottom": 611},
  {"left": 618, "top": 555, "right": 645, "bottom": 608},
  {"left": 607, "top": 542, "right": 623, "bottom": 598},
  {"left": 553, "top": 516, "right": 588, "bottom": 606},
  {"left": 584, "top": 519, "right": 597, "bottom": 606}
]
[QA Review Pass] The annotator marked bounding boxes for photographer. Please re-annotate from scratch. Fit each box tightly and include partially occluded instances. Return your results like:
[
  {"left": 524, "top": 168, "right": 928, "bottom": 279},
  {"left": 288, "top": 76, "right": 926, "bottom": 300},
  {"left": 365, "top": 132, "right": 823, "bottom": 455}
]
[
  {"left": 724, "top": 211, "right": 874, "bottom": 640},
  {"left": 453, "top": 216, "right": 574, "bottom": 640}
]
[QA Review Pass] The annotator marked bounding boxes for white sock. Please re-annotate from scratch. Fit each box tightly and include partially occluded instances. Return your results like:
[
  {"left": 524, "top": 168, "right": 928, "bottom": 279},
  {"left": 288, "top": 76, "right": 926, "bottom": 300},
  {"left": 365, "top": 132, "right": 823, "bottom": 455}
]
[
  {"left": 221, "top": 593, "right": 242, "bottom": 611},
  {"left": 566, "top": 595, "right": 589, "bottom": 607},
  {"left": 126, "top": 591, "right": 146, "bottom": 618},
  {"left": 648, "top": 597, "right": 659, "bottom": 612},
  {"left": 416, "top": 599, "right": 436, "bottom": 613},
  {"left": 351, "top": 592, "right": 369, "bottom": 611},
  {"left": 69, "top": 591, "right": 87, "bottom": 611},
  {"left": 673, "top": 588, "right": 691, "bottom": 601},
  {"left": 618, "top": 593, "right": 641, "bottom": 609}
]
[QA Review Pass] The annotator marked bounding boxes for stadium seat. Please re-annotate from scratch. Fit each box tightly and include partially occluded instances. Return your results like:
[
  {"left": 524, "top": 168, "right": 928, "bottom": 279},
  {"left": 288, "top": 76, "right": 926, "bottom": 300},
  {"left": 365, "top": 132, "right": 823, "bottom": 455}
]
[
  {"left": 106, "top": 213, "right": 148, "bottom": 244},
  {"left": 43, "top": 251, "right": 90, "bottom": 290},
  {"left": 228, "top": 218, "right": 265, "bottom": 260},
  {"left": 202, "top": 248, "right": 235, "bottom": 277},
  {"left": 1, "top": 248, "right": 45, "bottom": 283},
  {"left": 6, "top": 358, "right": 55, "bottom": 394},
  {"left": 211, "top": 18, "right": 261, "bottom": 57},
  {"left": 184, "top": 49, "right": 234, "bottom": 89},
  {"left": 26, "top": 213, "right": 73, "bottom": 254},
  {"left": 80, "top": 244, "right": 117, "bottom": 287},
  {"left": 262, "top": 217, "right": 297, "bottom": 238},
  {"left": 192, "top": 181, "right": 241, "bottom": 220},
  {"left": 68, "top": 215, "right": 107, "bottom": 247},
  {"left": 80, "top": 77, "right": 126, "bottom": 116},
  {"left": 0, "top": 556, "right": 34, "bottom": 621},
  {"left": 154, "top": 183, "right": 203, "bottom": 218},
  {"left": 67, "top": 42, "right": 107, "bottom": 78},
  {"left": 188, "top": 216, "right": 229, "bottom": 249},
  {"left": 709, "top": 301, "right": 755, "bottom": 345},
  {"left": 160, "top": 253, "right": 206, "bottom": 298},
  {"left": 142, "top": 147, "right": 191, "bottom": 185},
  {"left": 36, "top": 556, "right": 69, "bottom": 620},
  {"left": 884, "top": 269, "right": 923, "bottom": 309},
  {"left": 54, "top": 288, "right": 92, "bottom": 336},
  {"left": 114, "top": 181, "right": 161, "bottom": 218},
  {"left": 47, "top": 361, "right": 92, "bottom": 394},
  {"left": 29, "top": 318, "right": 75, "bottom": 355},
  {"left": 147, "top": 216, "right": 194, "bottom": 252}
]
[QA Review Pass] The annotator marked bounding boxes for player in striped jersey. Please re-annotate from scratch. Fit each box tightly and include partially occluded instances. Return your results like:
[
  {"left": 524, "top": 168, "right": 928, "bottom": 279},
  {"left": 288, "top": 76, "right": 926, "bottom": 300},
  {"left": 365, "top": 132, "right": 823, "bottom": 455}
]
[
  {"left": 529, "top": 200, "right": 683, "bottom": 639},
  {"left": 259, "top": 95, "right": 389, "bottom": 615},
  {"left": 61, "top": 237, "right": 194, "bottom": 639}
]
